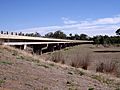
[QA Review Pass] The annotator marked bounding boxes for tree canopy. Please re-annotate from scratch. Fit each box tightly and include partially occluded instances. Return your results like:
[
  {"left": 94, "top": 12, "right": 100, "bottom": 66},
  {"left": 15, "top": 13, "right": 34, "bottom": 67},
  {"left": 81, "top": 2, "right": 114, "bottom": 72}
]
[
  {"left": 116, "top": 28, "right": 120, "bottom": 35},
  {"left": 79, "top": 34, "right": 88, "bottom": 40},
  {"left": 1, "top": 28, "right": 120, "bottom": 46},
  {"left": 45, "top": 32, "right": 54, "bottom": 38},
  {"left": 45, "top": 30, "right": 66, "bottom": 39}
]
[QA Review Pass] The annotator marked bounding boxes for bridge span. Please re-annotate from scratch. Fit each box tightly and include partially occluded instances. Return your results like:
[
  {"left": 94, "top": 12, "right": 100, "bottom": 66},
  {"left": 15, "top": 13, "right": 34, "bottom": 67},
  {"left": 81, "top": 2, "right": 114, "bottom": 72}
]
[{"left": 0, "top": 34, "right": 93, "bottom": 54}]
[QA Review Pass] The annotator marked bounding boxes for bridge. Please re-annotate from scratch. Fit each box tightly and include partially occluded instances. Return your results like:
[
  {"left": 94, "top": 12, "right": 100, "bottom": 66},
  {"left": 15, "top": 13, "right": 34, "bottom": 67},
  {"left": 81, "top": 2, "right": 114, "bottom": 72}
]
[{"left": 0, "top": 34, "right": 93, "bottom": 54}]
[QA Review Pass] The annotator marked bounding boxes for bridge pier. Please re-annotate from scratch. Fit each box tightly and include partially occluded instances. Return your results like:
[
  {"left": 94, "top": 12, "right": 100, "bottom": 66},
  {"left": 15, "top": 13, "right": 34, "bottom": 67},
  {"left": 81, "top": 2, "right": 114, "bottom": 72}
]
[
  {"left": 56, "top": 44, "right": 62, "bottom": 50},
  {"left": 61, "top": 43, "right": 66, "bottom": 49},
  {"left": 14, "top": 45, "right": 24, "bottom": 50},
  {"left": 65, "top": 43, "right": 70, "bottom": 47},
  {"left": 15, "top": 44, "right": 33, "bottom": 51},
  {"left": 47, "top": 44, "right": 55, "bottom": 52},
  {"left": 33, "top": 45, "right": 42, "bottom": 55},
  {"left": 33, "top": 44, "right": 47, "bottom": 55},
  {"left": 24, "top": 44, "right": 27, "bottom": 50}
]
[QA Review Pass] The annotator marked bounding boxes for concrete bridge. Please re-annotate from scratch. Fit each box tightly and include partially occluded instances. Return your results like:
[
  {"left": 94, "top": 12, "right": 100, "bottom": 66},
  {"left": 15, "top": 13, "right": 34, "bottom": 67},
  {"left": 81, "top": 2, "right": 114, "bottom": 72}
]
[{"left": 0, "top": 34, "right": 93, "bottom": 54}]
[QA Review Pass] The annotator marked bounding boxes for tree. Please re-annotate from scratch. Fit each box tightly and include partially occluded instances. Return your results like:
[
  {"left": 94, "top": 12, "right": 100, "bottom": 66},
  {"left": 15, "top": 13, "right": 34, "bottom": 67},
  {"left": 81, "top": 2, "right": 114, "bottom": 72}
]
[
  {"left": 15, "top": 32, "right": 17, "bottom": 35},
  {"left": 11, "top": 32, "right": 13, "bottom": 35},
  {"left": 1, "top": 31, "right": 3, "bottom": 34},
  {"left": 79, "top": 34, "right": 88, "bottom": 40},
  {"left": 53, "top": 30, "right": 66, "bottom": 39},
  {"left": 116, "top": 28, "right": 120, "bottom": 35},
  {"left": 92, "top": 35, "right": 114, "bottom": 47},
  {"left": 45, "top": 32, "right": 54, "bottom": 38},
  {"left": 18, "top": 32, "right": 23, "bottom": 36},
  {"left": 102, "top": 35, "right": 111, "bottom": 47},
  {"left": 6, "top": 31, "right": 8, "bottom": 35},
  {"left": 74, "top": 34, "right": 79, "bottom": 40},
  {"left": 34, "top": 32, "right": 41, "bottom": 37},
  {"left": 69, "top": 33, "right": 72, "bottom": 37},
  {"left": 93, "top": 35, "right": 101, "bottom": 46},
  {"left": 68, "top": 33, "right": 74, "bottom": 40}
]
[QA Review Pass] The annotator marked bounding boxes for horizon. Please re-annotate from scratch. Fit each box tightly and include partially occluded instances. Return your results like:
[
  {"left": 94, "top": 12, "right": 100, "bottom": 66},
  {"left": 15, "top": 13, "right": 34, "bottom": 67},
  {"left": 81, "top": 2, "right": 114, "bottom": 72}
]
[{"left": 0, "top": 0, "right": 120, "bottom": 36}]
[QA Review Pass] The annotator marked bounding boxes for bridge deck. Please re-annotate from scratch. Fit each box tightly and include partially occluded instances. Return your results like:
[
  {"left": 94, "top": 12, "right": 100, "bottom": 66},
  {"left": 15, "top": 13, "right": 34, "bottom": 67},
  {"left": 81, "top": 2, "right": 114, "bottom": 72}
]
[
  {"left": 0, "top": 34, "right": 93, "bottom": 43},
  {"left": 3, "top": 42, "right": 71, "bottom": 45}
]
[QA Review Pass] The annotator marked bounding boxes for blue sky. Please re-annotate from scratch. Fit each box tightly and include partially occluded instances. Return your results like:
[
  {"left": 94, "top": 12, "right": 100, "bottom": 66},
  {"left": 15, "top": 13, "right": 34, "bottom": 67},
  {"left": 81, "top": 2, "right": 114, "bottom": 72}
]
[{"left": 0, "top": 0, "right": 120, "bottom": 36}]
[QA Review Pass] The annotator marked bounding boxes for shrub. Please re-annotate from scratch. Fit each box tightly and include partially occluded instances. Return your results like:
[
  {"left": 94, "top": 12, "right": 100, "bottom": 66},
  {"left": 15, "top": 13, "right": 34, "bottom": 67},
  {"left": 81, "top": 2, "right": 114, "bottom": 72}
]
[
  {"left": 68, "top": 71, "right": 73, "bottom": 75},
  {"left": 16, "top": 55, "right": 24, "bottom": 60},
  {"left": 74, "top": 69, "right": 85, "bottom": 76},
  {"left": 50, "top": 51, "right": 65, "bottom": 63},
  {"left": 12, "top": 51, "right": 18, "bottom": 56},
  {"left": 88, "top": 87, "right": 94, "bottom": 90},
  {"left": 70, "top": 59, "right": 78, "bottom": 67},
  {"left": 91, "top": 74, "right": 113, "bottom": 85},
  {"left": 78, "top": 53, "right": 90, "bottom": 70},
  {"left": 78, "top": 71, "right": 84, "bottom": 76},
  {"left": 116, "top": 66, "right": 120, "bottom": 77},
  {"left": 0, "top": 61, "right": 12, "bottom": 65},
  {"left": 103, "top": 60, "right": 118, "bottom": 73},
  {"left": 96, "top": 62, "right": 104, "bottom": 72},
  {"left": 96, "top": 59, "right": 118, "bottom": 74},
  {"left": 0, "top": 79, "right": 5, "bottom": 86},
  {"left": 70, "top": 51, "right": 90, "bottom": 70},
  {"left": 116, "top": 88, "right": 120, "bottom": 90},
  {"left": 37, "top": 64, "right": 49, "bottom": 68}
]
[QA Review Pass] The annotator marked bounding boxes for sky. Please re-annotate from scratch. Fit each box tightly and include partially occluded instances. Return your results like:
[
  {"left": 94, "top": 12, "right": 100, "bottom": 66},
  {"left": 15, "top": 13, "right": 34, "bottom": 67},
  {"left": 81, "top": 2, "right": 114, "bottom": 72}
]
[{"left": 0, "top": 0, "right": 120, "bottom": 36}]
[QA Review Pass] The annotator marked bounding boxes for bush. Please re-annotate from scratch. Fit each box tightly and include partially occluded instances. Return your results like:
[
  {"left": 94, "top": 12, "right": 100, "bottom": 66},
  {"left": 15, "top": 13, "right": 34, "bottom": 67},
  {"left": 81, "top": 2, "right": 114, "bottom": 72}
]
[
  {"left": 0, "top": 61, "right": 12, "bottom": 65},
  {"left": 96, "top": 59, "right": 118, "bottom": 74},
  {"left": 104, "top": 60, "right": 118, "bottom": 73},
  {"left": 70, "top": 51, "right": 90, "bottom": 70},
  {"left": 88, "top": 87, "right": 94, "bottom": 90},
  {"left": 116, "top": 88, "right": 120, "bottom": 90},
  {"left": 96, "top": 62, "right": 104, "bottom": 72},
  {"left": 70, "top": 59, "right": 78, "bottom": 67},
  {"left": 50, "top": 51, "right": 65, "bottom": 64}
]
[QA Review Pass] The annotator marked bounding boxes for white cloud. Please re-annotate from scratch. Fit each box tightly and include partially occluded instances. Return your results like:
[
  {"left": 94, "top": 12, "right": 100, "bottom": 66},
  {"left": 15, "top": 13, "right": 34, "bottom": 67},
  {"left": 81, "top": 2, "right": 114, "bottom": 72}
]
[
  {"left": 16, "top": 15, "right": 120, "bottom": 36},
  {"left": 93, "top": 16, "right": 120, "bottom": 24},
  {"left": 62, "top": 17, "right": 78, "bottom": 24}
]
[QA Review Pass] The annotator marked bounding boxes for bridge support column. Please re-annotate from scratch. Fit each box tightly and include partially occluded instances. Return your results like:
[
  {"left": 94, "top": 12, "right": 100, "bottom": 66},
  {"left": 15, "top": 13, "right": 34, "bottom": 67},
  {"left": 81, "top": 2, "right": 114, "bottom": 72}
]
[
  {"left": 61, "top": 43, "right": 66, "bottom": 49},
  {"left": 56, "top": 44, "right": 61, "bottom": 50},
  {"left": 36, "top": 49, "right": 42, "bottom": 55},
  {"left": 24, "top": 44, "right": 27, "bottom": 50},
  {"left": 66, "top": 43, "right": 70, "bottom": 47},
  {"left": 47, "top": 44, "right": 54, "bottom": 52},
  {"left": 70, "top": 43, "right": 74, "bottom": 47},
  {"left": 33, "top": 45, "right": 42, "bottom": 55},
  {"left": 19, "top": 45, "right": 24, "bottom": 50},
  {"left": 33, "top": 44, "right": 47, "bottom": 55}
]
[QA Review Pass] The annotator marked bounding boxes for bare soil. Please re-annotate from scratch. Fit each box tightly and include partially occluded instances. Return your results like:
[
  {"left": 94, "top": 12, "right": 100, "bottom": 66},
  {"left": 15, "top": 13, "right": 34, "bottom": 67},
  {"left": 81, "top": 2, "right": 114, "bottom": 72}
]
[{"left": 0, "top": 45, "right": 120, "bottom": 90}]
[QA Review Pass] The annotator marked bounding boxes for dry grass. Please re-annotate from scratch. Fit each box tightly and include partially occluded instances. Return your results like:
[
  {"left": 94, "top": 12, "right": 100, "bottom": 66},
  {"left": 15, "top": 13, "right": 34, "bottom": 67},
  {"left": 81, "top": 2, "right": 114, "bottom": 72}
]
[
  {"left": 103, "top": 59, "right": 118, "bottom": 73},
  {"left": 0, "top": 45, "right": 120, "bottom": 89},
  {"left": 96, "top": 57, "right": 119, "bottom": 77},
  {"left": 96, "top": 62, "right": 104, "bottom": 72},
  {"left": 70, "top": 51, "right": 91, "bottom": 70},
  {"left": 50, "top": 51, "right": 65, "bottom": 64},
  {"left": 3, "top": 44, "right": 120, "bottom": 78},
  {"left": 48, "top": 47, "right": 91, "bottom": 70},
  {"left": 45, "top": 46, "right": 91, "bottom": 70},
  {"left": 46, "top": 45, "right": 120, "bottom": 77}
]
